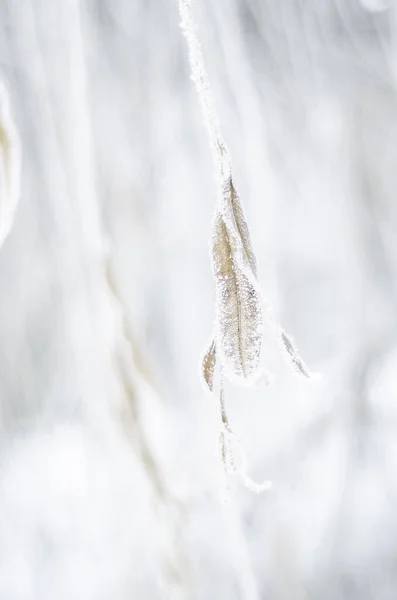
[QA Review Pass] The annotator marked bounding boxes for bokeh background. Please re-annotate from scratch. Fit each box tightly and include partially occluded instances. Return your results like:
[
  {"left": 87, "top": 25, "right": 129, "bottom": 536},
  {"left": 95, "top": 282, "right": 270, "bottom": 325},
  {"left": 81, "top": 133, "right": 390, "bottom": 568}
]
[{"left": 0, "top": 0, "right": 396, "bottom": 598}]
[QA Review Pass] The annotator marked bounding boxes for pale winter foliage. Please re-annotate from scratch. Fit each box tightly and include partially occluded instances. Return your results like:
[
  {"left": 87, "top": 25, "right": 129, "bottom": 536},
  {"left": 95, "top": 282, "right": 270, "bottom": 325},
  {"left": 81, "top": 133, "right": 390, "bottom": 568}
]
[
  {"left": 180, "top": 0, "right": 312, "bottom": 386},
  {"left": 0, "top": 0, "right": 397, "bottom": 599},
  {"left": 180, "top": 0, "right": 314, "bottom": 489}
]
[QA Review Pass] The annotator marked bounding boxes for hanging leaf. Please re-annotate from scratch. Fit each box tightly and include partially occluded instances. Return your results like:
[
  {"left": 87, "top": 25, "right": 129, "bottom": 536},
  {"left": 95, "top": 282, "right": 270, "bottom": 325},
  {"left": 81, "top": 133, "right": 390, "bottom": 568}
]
[
  {"left": 179, "top": 0, "right": 316, "bottom": 496},
  {"left": 279, "top": 329, "right": 319, "bottom": 380},
  {"left": 201, "top": 337, "right": 217, "bottom": 393},
  {"left": 219, "top": 175, "right": 257, "bottom": 275},
  {"left": 211, "top": 210, "right": 262, "bottom": 382}
]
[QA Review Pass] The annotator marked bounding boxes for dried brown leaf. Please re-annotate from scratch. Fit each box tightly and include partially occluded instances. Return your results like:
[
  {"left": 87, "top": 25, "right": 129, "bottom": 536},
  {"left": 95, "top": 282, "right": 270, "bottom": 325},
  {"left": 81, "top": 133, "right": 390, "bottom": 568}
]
[{"left": 211, "top": 210, "right": 262, "bottom": 382}]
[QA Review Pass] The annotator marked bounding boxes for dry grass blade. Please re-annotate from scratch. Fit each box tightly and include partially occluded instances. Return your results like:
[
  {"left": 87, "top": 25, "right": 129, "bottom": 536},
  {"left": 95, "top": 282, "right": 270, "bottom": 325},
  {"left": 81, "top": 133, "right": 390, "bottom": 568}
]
[
  {"left": 212, "top": 211, "right": 262, "bottom": 382},
  {"left": 201, "top": 337, "right": 217, "bottom": 392}
]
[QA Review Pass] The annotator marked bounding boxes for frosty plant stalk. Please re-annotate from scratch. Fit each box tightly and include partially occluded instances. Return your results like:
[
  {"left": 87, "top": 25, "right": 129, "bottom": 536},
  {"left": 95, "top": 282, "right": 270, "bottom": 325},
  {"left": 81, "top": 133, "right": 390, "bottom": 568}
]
[
  {"left": 0, "top": 82, "right": 21, "bottom": 249},
  {"left": 179, "top": 0, "right": 316, "bottom": 493}
]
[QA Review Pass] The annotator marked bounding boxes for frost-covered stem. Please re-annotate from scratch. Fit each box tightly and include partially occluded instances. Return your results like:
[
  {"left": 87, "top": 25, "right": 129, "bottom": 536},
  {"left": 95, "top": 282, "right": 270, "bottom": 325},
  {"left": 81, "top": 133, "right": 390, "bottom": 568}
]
[
  {"left": 219, "top": 367, "right": 235, "bottom": 476},
  {"left": 0, "top": 85, "right": 21, "bottom": 250},
  {"left": 178, "top": 0, "right": 230, "bottom": 179},
  {"left": 219, "top": 367, "right": 272, "bottom": 495}
]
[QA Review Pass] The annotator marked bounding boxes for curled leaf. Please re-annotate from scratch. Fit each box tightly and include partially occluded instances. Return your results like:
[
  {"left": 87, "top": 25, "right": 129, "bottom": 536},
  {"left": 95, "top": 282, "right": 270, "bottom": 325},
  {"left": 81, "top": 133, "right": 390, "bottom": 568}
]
[
  {"left": 201, "top": 337, "right": 217, "bottom": 393},
  {"left": 219, "top": 176, "right": 257, "bottom": 275}
]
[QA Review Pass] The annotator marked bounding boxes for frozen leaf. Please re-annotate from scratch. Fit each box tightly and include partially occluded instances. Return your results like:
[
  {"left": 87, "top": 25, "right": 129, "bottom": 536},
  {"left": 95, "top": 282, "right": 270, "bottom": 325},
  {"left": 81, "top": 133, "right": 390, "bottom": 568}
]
[
  {"left": 280, "top": 330, "right": 312, "bottom": 379},
  {"left": 278, "top": 328, "right": 319, "bottom": 381},
  {"left": 219, "top": 175, "right": 257, "bottom": 275},
  {"left": 211, "top": 211, "right": 262, "bottom": 382},
  {"left": 201, "top": 337, "right": 217, "bottom": 393}
]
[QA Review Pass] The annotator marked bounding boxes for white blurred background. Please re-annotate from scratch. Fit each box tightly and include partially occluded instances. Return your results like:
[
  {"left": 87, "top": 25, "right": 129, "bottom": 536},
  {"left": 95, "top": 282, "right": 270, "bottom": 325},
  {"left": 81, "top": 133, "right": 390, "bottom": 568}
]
[{"left": 0, "top": 0, "right": 396, "bottom": 598}]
